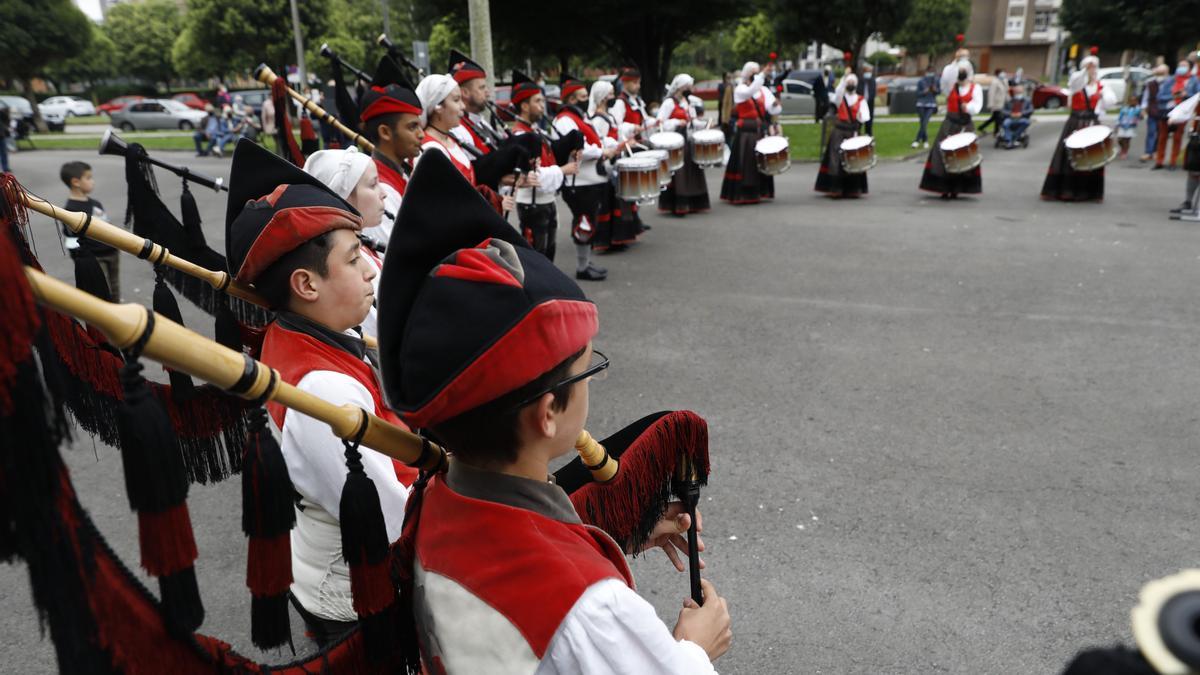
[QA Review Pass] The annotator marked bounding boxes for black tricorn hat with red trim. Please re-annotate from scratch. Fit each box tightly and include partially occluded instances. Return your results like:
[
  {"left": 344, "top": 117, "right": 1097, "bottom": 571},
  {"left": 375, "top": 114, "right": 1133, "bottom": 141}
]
[
  {"left": 510, "top": 69, "right": 541, "bottom": 106},
  {"left": 449, "top": 48, "right": 486, "bottom": 84},
  {"left": 376, "top": 150, "right": 597, "bottom": 428},
  {"left": 225, "top": 139, "right": 361, "bottom": 285},
  {"left": 561, "top": 72, "right": 586, "bottom": 99},
  {"left": 360, "top": 58, "right": 422, "bottom": 125},
  {"left": 372, "top": 53, "right": 417, "bottom": 90}
]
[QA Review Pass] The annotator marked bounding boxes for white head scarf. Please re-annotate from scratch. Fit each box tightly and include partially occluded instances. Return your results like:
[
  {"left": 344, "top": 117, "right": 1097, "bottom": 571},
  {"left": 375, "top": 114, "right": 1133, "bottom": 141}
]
[
  {"left": 588, "top": 80, "right": 613, "bottom": 117},
  {"left": 741, "top": 61, "right": 760, "bottom": 80},
  {"left": 415, "top": 74, "right": 458, "bottom": 127},
  {"left": 303, "top": 147, "right": 372, "bottom": 201},
  {"left": 842, "top": 73, "right": 859, "bottom": 90},
  {"left": 668, "top": 73, "right": 694, "bottom": 97},
  {"left": 956, "top": 59, "right": 975, "bottom": 83},
  {"left": 1080, "top": 55, "right": 1099, "bottom": 70}
]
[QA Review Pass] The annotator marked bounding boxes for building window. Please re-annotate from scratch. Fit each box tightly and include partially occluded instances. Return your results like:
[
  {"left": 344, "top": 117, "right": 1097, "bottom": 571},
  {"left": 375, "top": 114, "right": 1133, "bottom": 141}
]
[{"left": 1032, "top": 10, "right": 1056, "bottom": 33}]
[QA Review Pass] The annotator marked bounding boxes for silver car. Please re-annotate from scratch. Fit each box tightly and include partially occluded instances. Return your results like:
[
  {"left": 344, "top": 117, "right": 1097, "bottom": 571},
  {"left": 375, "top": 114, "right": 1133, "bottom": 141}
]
[
  {"left": 110, "top": 99, "right": 207, "bottom": 131},
  {"left": 778, "top": 79, "right": 815, "bottom": 116}
]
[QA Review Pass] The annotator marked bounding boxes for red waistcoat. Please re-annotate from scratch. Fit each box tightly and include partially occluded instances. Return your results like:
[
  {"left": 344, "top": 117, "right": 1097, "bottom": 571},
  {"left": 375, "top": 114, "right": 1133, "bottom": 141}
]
[
  {"left": 619, "top": 93, "right": 644, "bottom": 126},
  {"left": 1071, "top": 82, "right": 1103, "bottom": 111},
  {"left": 948, "top": 83, "right": 975, "bottom": 114},
  {"left": 735, "top": 90, "right": 766, "bottom": 121},
  {"left": 837, "top": 97, "right": 863, "bottom": 122},
  {"left": 555, "top": 108, "right": 602, "bottom": 146},
  {"left": 416, "top": 476, "right": 634, "bottom": 659},
  {"left": 513, "top": 121, "right": 557, "bottom": 167},
  {"left": 423, "top": 136, "right": 476, "bottom": 185},
  {"left": 260, "top": 321, "right": 417, "bottom": 485}
]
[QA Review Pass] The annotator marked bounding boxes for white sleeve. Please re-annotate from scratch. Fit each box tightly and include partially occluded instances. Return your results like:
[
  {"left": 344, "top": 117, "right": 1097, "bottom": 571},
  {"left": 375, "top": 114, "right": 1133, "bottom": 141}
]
[
  {"left": 733, "top": 74, "right": 763, "bottom": 103},
  {"left": 940, "top": 65, "right": 956, "bottom": 97},
  {"left": 657, "top": 98, "right": 683, "bottom": 132},
  {"left": 536, "top": 163, "right": 564, "bottom": 192},
  {"left": 858, "top": 98, "right": 871, "bottom": 123},
  {"left": 448, "top": 125, "right": 474, "bottom": 149},
  {"left": 832, "top": 77, "right": 847, "bottom": 106},
  {"left": 538, "top": 579, "right": 718, "bottom": 675},
  {"left": 285, "top": 371, "right": 410, "bottom": 541},
  {"left": 762, "top": 88, "right": 781, "bottom": 115},
  {"left": 1068, "top": 69, "right": 1086, "bottom": 94},
  {"left": 1098, "top": 84, "right": 1117, "bottom": 115},
  {"left": 610, "top": 99, "right": 626, "bottom": 125},
  {"left": 965, "top": 86, "right": 983, "bottom": 115},
  {"left": 1168, "top": 92, "right": 1200, "bottom": 125}
]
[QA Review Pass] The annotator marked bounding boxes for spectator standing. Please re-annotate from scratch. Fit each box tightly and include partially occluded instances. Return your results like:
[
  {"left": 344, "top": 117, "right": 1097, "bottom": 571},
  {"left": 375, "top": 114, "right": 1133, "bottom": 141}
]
[
  {"left": 812, "top": 70, "right": 829, "bottom": 122},
  {"left": 1153, "top": 61, "right": 1192, "bottom": 170},
  {"left": 1115, "top": 94, "right": 1140, "bottom": 159},
  {"left": 261, "top": 94, "right": 276, "bottom": 151},
  {"left": 978, "top": 69, "right": 1010, "bottom": 135},
  {"left": 1141, "top": 64, "right": 1168, "bottom": 161},
  {"left": 60, "top": 161, "right": 120, "bottom": 301},
  {"left": 912, "top": 65, "right": 939, "bottom": 148},
  {"left": 860, "top": 63, "right": 877, "bottom": 136},
  {"left": 0, "top": 101, "right": 10, "bottom": 172}
]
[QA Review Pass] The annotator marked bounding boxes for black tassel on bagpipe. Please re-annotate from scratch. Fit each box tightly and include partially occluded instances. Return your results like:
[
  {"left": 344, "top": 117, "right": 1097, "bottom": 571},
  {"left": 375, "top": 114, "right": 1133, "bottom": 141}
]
[
  {"left": 152, "top": 267, "right": 196, "bottom": 399},
  {"left": 115, "top": 314, "right": 204, "bottom": 635},
  {"left": 72, "top": 251, "right": 113, "bottom": 302}
]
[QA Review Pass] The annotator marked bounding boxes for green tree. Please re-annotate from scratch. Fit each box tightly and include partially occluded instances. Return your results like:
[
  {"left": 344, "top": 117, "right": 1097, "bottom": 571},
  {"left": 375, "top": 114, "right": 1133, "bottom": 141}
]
[
  {"left": 0, "top": 0, "right": 92, "bottom": 128},
  {"left": 427, "top": 15, "right": 470, "bottom": 79},
  {"left": 732, "top": 13, "right": 776, "bottom": 64},
  {"left": 769, "top": 0, "right": 912, "bottom": 69},
  {"left": 105, "top": 0, "right": 183, "bottom": 88},
  {"left": 172, "top": 0, "right": 331, "bottom": 81},
  {"left": 45, "top": 23, "right": 118, "bottom": 94},
  {"left": 1060, "top": 0, "right": 1199, "bottom": 62},
  {"left": 307, "top": 0, "right": 415, "bottom": 82},
  {"left": 892, "top": 0, "right": 970, "bottom": 61}
]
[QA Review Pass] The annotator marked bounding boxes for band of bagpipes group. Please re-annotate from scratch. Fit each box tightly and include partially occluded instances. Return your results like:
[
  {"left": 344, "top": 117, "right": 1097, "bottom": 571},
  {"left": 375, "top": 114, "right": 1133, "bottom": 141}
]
[{"left": 1, "top": 42, "right": 1197, "bottom": 675}]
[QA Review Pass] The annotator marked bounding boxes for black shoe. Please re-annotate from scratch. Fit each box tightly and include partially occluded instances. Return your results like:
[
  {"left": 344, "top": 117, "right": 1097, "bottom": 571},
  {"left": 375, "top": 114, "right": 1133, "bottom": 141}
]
[
  {"left": 575, "top": 266, "right": 607, "bottom": 281},
  {"left": 641, "top": 223, "right": 652, "bottom": 231},
  {"left": 1170, "top": 202, "right": 1192, "bottom": 214},
  {"left": 1152, "top": 164, "right": 1165, "bottom": 171}
]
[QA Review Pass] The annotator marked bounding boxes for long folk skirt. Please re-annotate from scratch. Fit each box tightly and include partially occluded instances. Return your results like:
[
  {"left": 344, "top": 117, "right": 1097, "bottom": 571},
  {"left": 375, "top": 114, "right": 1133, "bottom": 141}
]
[
  {"left": 1041, "top": 110, "right": 1103, "bottom": 202},
  {"left": 720, "top": 119, "right": 774, "bottom": 204},
  {"left": 815, "top": 121, "right": 869, "bottom": 197},
  {"left": 919, "top": 112, "right": 982, "bottom": 196},
  {"left": 659, "top": 138, "right": 711, "bottom": 216}
]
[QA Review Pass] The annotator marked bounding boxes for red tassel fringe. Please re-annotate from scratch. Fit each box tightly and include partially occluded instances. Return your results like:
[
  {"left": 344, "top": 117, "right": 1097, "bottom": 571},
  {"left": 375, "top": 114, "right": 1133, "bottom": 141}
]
[
  {"left": 247, "top": 534, "right": 292, "bottom": 596},
  {"left": 137, "top": 504, "right": 198, "bottom": 577},
  {"left": 0, "top": 174, "right": 43, "bottom": 415},
  {"left": 349, "top": 560, "right": 394, "bottom": 615},
  {"left": 272, "top": 77, "right": 305, "bottom": 167}
]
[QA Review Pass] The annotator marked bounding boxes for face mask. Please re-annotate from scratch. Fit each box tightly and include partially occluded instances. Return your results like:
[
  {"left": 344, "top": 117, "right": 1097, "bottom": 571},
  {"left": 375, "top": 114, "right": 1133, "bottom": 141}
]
[
  {"left": 958, "top": 71, "right": 968, "bottom": 81},
  {"left": 846, "top": 85, "right": 856, "bottom": 94},
  {"left": 863, "top": 73, "right": 872, "bottom": 79},
  {"left": 1177, "top": 66, "right": 1189, "bottom": 75}
]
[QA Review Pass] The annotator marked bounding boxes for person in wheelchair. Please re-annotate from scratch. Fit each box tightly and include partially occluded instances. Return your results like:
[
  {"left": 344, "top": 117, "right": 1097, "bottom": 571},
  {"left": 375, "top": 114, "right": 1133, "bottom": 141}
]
[{"left": 999, "top": 86, "right": 1034, "bottom": 149}]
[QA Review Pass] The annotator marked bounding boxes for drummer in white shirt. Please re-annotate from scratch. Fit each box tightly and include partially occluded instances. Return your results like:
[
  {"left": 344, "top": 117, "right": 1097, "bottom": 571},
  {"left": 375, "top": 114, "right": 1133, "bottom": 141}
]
[
  {"left": 1040, "top": 55, "right": 1117, "bottom": 202},
  {"left": 1167, "top": 90, "right": 1200, "bottom": 220},
  {"left": 919, "top": 58, "right": 983, "bottom": 198},
  {"left": 657, "top": 73, "right": 712, "bottom": 216},
  {"left": 815, "top": 71, "right": 871, "bottom": 198}
]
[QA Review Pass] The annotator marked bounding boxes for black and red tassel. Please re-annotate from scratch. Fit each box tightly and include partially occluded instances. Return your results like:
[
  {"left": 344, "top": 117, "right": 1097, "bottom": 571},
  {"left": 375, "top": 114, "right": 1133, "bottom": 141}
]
[
  {"left": 241, "top": 405, "right": 295, "bottom": 649},
  {"left": 300, "top": 113, "right": 319, "bottom": 157},
  {"left": 272, "top": 76, "right": 305, "bottom": 167},
  {"left": 152, "top": 268, "right": 196, "bottom": 399}
]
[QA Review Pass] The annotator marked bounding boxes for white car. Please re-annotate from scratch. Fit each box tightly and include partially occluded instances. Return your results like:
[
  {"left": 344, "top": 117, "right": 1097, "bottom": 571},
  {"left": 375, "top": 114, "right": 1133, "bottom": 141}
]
[
  {"left": 1096, "top": 67, "right": 1152, "bottom": 104},
  {"left": 39, "top": 95, "right": 96, "bottom": 117}
]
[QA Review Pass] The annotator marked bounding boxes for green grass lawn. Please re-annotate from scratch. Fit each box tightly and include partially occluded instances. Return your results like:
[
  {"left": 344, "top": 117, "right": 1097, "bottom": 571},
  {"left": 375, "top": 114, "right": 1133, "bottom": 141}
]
[
  {"left": 66, "top": 114, "right": 110, "bottom": 125},
  {"left": 781, "top": 121, "right": 941, "bottom": 162},
  {"left": 28, "top": 134, "right": 197, "bottom": 152}
]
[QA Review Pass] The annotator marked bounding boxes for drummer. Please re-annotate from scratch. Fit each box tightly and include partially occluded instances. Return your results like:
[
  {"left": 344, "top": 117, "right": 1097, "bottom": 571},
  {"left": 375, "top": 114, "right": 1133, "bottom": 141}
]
[
  {"left": 587, "top": 79, "right": 643, "bottom": 248},
  {"left": 815, "top": 72, "right": 870, "bottom": 198},
  {"left": 1040, "top": 55, "right": 1116, "bottom": 202},
  {"left": 721, "top": 61, "right": 782, "bottom": 205},
  {"left": 657, "top": 73, "right": 712, "bottom": 216},
  {"left": 919, "top": 59, "right": 983, "bottom": 198}
]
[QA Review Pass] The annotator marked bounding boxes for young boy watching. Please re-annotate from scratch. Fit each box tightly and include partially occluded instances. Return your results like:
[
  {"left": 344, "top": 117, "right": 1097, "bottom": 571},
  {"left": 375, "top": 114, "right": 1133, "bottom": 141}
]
[
  {"left": 224, "top": 140, "right": 414, "bottom": 645},
  {"left": 378, "top": 151, "right": 733, "bottom": 673},
  {"left": 60, "top": 160, "right": 120, "bottom": 301}
]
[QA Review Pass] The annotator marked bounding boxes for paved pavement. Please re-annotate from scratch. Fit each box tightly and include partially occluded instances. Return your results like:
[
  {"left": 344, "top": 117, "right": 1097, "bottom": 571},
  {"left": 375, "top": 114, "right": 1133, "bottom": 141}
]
[{"left": 1, "top": 120, "right": 1197, "bottom": 674}]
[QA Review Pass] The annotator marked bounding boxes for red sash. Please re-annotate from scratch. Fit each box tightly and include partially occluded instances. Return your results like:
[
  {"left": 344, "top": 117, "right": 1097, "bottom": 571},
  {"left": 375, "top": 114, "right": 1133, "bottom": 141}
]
[
  {"left": 513, "top": 121, "right": 557, "bottom": 167},
  {"left": 948, "top": 83, "right": 975, "bottom": 113},
  {"left": 374, "top": 157, "right": 408, "bottom": 196},
  {"left": 260, "top": 322, "right": 417, "bottom": 485},
  {"left": 423, "top": 135, "right": 476, "bottom": 185},
  {"left": 417, "top": 476, "right": 633, "bottom": 658},
  {"left": 555, "top": 108, "right": 602, "bottom": 146},
  {"left": 459, "top": 116, "right": 493, "bottom": 155},
  {"left": 1072, "top": 82, "right": 1103, "bottom": 111}
]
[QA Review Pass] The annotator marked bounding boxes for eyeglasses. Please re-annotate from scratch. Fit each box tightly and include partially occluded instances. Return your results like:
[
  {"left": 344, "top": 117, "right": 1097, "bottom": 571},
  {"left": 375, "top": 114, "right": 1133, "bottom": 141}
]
[{"left": 508, "top": 349, "right": 608, "bottom": 413}]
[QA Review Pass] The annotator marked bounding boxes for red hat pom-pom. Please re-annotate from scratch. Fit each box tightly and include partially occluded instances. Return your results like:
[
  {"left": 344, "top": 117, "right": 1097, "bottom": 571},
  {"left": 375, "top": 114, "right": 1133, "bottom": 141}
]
[
  {"left": 843, "top": 51, "right": 853, "bottom": 61},
  {"left": 955, "top": 33, "right": 965, "bottom": 43},
  {"left": 769, "top": 51, "right": 777, "bottom": 61},
  {"left": 1089, "top": 45, "right": 1099, "bottom": 55}
]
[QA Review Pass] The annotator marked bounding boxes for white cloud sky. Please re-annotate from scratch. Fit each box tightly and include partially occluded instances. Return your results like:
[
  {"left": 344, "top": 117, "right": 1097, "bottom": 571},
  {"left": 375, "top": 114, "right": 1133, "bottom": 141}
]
[{"left": 75, "top": 0, "right": 103, "bottom": 21}]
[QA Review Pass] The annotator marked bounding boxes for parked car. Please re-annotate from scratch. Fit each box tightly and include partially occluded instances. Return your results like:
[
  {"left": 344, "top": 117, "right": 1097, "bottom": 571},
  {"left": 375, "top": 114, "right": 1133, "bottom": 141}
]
[
  {"left": 39, "top": 95, "right": 96, "bottom": 117},
  {"left": 109, "top": 99, "right": 207, "bottom": 131},
  {"left": 777, "top": 78, "right": 815, "bottom": 116},
  {"left": 1096, "top": 66, "right": 1152, "bottom": 103},
  {"left": 98, "top": 95, "right": 145, "bottom": 115},
  {"left": 231, "top": 89, "right": 271, "bottom": 118},
  {"left": 693, "top": 80, "right": 721, "bottom": 101},
  {"left": 0, "top": 95, "right": 65, "bottom": 131},
  {"left": 172, "top": 92, "right": 208, "bottom": 110},
  {"left": 1029, "top": 80, "right": 1068, "bottom": 109}
]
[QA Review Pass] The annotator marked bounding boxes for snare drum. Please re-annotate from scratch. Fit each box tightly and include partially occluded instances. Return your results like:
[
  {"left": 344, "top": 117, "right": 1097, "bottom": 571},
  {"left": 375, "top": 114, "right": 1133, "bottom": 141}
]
[
  {"left": 839, "top": 136, "right": 877, "bottom": 174},
  {"left": 940, "top": 132, "right": 981, "bottom": 174},
  {"left": 755, "top": 136, "right": 791, "bottom": 176},
  {"left": 641, "top": 149, "right": 672, "bottom": 188},
  {"left": 1064, "top": 125, "right": 1117, "bottom": 171},
  {"left": 691, "top": 129, "right": 726, "bottom": 167},
  {"left": 615, "top": 156, "right": 661, "bottom": 205},
  {"left": 649, "top": 132, "right": 686, "bottom": 172}
]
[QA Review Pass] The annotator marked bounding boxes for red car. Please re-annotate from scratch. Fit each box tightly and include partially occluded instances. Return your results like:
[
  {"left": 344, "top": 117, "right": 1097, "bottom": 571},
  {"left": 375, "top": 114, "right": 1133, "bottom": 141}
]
[
  {"left": 97, "top": 95, "right": 144, "bottom": 115},
  {"left": 1029, "top": 80, "right": 1068, "bottom": 110},
  {"left": 693, "top": 80, "right": 721, "bottom": 101},
  {"left": 172, "top": 92, "right": 208, "bottom": 110}
]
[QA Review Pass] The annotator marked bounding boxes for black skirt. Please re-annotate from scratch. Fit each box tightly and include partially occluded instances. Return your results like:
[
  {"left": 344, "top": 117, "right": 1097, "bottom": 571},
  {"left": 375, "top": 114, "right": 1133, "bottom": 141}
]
[
  {"left": 919, "top": 112, "right": 982, "bottom": 195},
  {"left": 720, "top": 119, "right": 774, "bottom": 204},
  {"left": 659, "top": 137, "right": 711, "bottom": 216},
  {"left": 1041, "top": 110, "right": 1103, "bottom": 202},
  {"left": 609, "top": 198, "right": 644, "bottom": 248},
  {"left": 561, "top": 182, "right": 613, "bottom": 249},
  {"left": 815, "top": 120, "right": 869, "bottom": 197}
]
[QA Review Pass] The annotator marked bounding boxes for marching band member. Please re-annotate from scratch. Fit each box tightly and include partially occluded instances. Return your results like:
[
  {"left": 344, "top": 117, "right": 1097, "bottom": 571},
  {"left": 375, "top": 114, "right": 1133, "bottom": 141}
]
[
  {"left": 1166, "top": 90, "right": 1199, "bottom": 219},
  {"left": 815, "top": 72, "right": 870, "bottom": 198},
  {"left": 225, "top": 142, "right": 415, "bottom": 646},
  {"left": 941, "top": 49, "right": 971, "bottom": 98},
  {"left": 658, "top": 73, "right": 712, "bottom": 216},
  {"left": 555, "top": 74, "right": 613, "bottom": 281},
  {"left": 1040, "top": 55, "right": 1116, "bottom": 202},
  {"left": 588, "top": 80, "right": 643, "bottom": 247},
  {"left": 611, "top": 67, "right": 653, "bottom": 141},
  {"left": 510, "top": 71, "right": 579, "bottom": 260},
  {"left": 447, "top": 49, "right": 508, "bottom": 156},
  {"left": 721, "top": 60, "right": 781, "bottom": 205},
  {"left": 358, "top": 82, "right": 424, "bottom": 246},
  {"left": 919, "top": 59, "right": 983, "bottom": 198}
]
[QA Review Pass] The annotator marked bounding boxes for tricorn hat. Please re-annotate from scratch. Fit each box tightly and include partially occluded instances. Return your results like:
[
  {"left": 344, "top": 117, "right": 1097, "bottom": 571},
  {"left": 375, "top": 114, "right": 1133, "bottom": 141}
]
[{"left": 449, "top": 48, "right": 487, "bottom": 84}]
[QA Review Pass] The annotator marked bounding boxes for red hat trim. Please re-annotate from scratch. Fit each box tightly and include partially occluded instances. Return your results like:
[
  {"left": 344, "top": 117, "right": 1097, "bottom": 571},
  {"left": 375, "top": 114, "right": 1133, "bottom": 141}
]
[{"left": 237, "top": 202, "right": 362, "bottom": 284}]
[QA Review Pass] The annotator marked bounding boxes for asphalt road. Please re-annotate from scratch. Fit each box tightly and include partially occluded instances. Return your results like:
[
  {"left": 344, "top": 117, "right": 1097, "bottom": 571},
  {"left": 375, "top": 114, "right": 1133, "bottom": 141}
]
[{"left": 1, "top": 116, "right": 1197, "bottom": 674}]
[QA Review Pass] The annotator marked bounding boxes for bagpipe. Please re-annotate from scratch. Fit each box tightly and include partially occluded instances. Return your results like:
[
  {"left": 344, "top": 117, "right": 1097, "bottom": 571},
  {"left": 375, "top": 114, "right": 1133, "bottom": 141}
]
[
  {"left": 254, "top": 63, "right": 374, "bottom": 165},
  {"left": 0, "top": 171, "right": 712, "bottom": 671}
]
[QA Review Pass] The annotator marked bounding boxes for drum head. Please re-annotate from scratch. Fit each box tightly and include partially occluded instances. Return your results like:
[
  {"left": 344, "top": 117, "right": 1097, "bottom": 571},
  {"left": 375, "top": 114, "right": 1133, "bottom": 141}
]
[
  {"left": 693, "top": 129, "right": 725, "bottom": 143},
  {"left": 641, "top": 149, "right": 668, "bottom": 162},
  {"left": 649, "top": 132, "right": 684, "bottom": 150},
  {"left": 755, "top": 136, "right": 789, "bottom": 153},
  {"left": 616, "top": 156, "right": 657, "bottom": 170},
  {"left": 840, "top": 136, "right": 874, "bottom": 151},
  {"left": 1065, "top": 124, "right": 1113, "bottom": 148},
  {"left": 940, "top": 132, "right": 978, "bottom": 151}
]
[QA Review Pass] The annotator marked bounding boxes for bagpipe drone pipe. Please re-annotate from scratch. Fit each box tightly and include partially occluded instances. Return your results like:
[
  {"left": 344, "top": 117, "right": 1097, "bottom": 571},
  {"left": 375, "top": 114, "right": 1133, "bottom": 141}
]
[{"left": 0, "top": 172, "right": 714, "bottom": 671}]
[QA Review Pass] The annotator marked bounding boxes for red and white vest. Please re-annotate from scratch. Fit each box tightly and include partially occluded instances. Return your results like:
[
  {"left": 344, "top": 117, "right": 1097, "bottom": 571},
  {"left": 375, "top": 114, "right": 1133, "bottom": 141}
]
[
  {"left": 458, "top": 115, "right": 493, "bottom": 155},
  {"left": 619, "top": 92, "right": 645, "bottom": 126},
  {"left": 513, "top": 120, "right": 557, "bottom": 168},
  {"left": 1071, "top": 82, "right": 1103, "bottom": 112},
  {"left": 554, "top": 107, "right": 603, "bottom": 147},
  {"left": 373, "top": 156, "right": 408, "bottom": 197},
  {"left": 947, "top": 83, "right": 975, "bottom": 114},
  {"left": 414, "top": 475, "right": 634, "bottom": 673},
  {"left": 837, "top": 96, "right": 864, "bottom": 123},
  {"left": 422, "top": 134, "right": 477, "bottom": 185},
  {"left": 735, "top": 90, "right": 767, "bottom": 122}
]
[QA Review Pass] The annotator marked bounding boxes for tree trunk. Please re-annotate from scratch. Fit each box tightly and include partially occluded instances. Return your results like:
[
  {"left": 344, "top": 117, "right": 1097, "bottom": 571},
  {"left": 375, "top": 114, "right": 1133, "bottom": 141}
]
[{"left": 20, "top": 80, "right": 47, "bottom": 133}]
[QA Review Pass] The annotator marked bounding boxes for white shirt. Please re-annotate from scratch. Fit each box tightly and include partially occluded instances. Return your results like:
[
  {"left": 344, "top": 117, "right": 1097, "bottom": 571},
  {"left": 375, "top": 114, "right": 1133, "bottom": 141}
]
[
  {"left": 283, "top": 369, "right": 410, "bottom": 621},
  {"left": 611, "top": 94, "right": 656, "bottom": 140},
  {"left": 553, "top": 112, "right": 606, "bottom": 186},
  {"left": 656, "top": 97, "right": 708, "bottom": 132},
  {"left": 512, "top": 123, "right": 565, "bottom": 205},
  {"left": 832, "top": 81, "right": 872, "bottom": 123},
  {"left": 950, "top": 83, "right": 984, "bottom": 115},
  {"left": 1069, "top": 70, "right": 1118, "bottom": 116},
  {"left": 733, "top": 73, "right": 764, "bottom": 104},
  {"left": 1168, "top": 92, "right": 1200, "bottom": 125},
  {"left": 417, "top": 136, "right": 476, "bottom": 172}
]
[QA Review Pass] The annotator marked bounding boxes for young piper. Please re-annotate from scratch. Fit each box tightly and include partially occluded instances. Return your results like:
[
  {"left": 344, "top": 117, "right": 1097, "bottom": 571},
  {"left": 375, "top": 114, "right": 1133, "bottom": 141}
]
[
  {"left": 224, "top": 140, "right": 416, "bottom": 646},
  {"left": 358, "top": 77, "right": 424, "bottom": 246},
  {"left": 377, "top": 151, "right": 733, "bottom": 673},
  {"left": 510, "top": 71, "right": 579, "bottom": 261}
]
